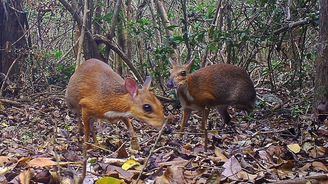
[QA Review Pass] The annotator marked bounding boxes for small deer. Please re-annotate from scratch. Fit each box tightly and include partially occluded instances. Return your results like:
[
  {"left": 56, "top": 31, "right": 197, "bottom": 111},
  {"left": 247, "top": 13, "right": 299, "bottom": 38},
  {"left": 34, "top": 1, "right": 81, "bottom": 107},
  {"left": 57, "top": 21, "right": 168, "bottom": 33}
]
[
  {"left": 167, "top": 58, "right": 256, "bottom": 149},
  {"left": 66, "top": 58, "right": 165, "bottom": 150}
]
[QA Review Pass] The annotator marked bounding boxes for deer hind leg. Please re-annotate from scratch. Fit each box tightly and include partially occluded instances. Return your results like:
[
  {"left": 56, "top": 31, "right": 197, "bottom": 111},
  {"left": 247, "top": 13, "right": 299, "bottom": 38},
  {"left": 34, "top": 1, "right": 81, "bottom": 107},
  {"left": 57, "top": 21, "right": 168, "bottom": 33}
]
[
  {"left": 217, "top": 105, "right": 232, "bottom": 125},
  {"left": 81, "top": 109, "right": 93, "bottom": 149},
  {"left": 201, "top": 108, "right": 210, "bottom": 151}
]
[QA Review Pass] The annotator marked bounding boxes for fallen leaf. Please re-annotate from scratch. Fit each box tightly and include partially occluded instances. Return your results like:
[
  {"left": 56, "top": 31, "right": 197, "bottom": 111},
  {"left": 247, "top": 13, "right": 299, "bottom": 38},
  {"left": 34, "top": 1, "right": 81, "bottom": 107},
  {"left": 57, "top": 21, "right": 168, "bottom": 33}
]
[
  {"left": 300, "top": 163, "right": 311, "bottom": 171},
  {"left": 19, "top": 169, "right": 33, "bottom": 184},
  {"left": 287, "top": 144, "right": 301, "bottom": 154},
  {"left": 121, "top": 159, "right": 140, "bottom": 171},
  {"left": 222, "top": 156, "right": 242, "bottom": 180},
  {"left": 237, "top": 171, "right": 257, "bottom": 182},
  {"left": 106, "top": 165, "right": 135, "bottom": 180},
  {"left": 0, "top": 156, "right": 16, "bottom": 166},
  {"left": 0, "top": 166, "right": 12, "bottom": 176},
  {"left": 258, "top": 150, "right": 273, "bottom": 164},
  {"left": 96, "top": 177, "right": 126, "bottom": 184},
  {"left": 214, "top": 147, "right": 228, "bottom": 161},
  {"left": 27, "top": 158, "right": 57, "bottom": 168},
  {"left": 155, "top": 165, "right": 186, "bottom": 184},
  {"left": 309, "top": 147, "right": 326, "bottom": 158},
  {"left": 267, "top": 145, "right": 284, "bottom": 157},
  {"left": 302, "top": 142, "right": 313, "bottom": 153},
  {"left": 312, "top": 161, "right": 328, "bottom": 172},
  {"left": 33, "top": 170, "right": 51, "bottom": 183}
]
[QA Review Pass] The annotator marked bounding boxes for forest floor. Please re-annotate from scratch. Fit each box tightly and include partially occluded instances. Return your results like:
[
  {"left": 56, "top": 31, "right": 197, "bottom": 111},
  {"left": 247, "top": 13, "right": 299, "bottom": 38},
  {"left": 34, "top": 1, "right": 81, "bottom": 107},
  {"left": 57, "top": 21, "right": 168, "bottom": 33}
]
[{"left": 0, "top": 85, "right": 327, "bottom": 184}]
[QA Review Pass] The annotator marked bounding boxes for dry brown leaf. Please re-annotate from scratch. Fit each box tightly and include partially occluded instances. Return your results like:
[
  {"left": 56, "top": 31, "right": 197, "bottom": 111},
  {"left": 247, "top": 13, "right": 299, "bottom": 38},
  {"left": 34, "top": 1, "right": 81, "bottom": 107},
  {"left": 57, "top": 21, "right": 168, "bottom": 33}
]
[
  {"left": 258, "top": 150, "right": 273, "bottom": 164},
  {"left": 214, "top": 147, "right": 228, "bottom": 161},
  {"left": 222, "top": 156, "right": 242, "bottom": 180},
  {"left": 300, "top": 163, "right": 312, "bottom": 171},
  {"left": 155, "top": 166, "right": 186, "bottom": 184},
  {"left": 106, "top": 165, "right": 135, "bottom": 181},
  {"left": 309, "top": 147, "right": 326, "bottom": 158},
  {"left": 276, "top": 169, "right": 295, "bottom": 180},
  {"left": 159, "top": 159, "right": 189, "bottom": 167},
  {"left": 312, "top": 161, "right": 328, "bottom": 172},
  {"left": 19, "top": 169, "right": 33, "bottom": 184},
  {"left": 267, "top": 145, "right": 284, "bottom": 157},
  {"left": 279, "top": 160, "right": 295, "bottom": 171},
  {"left": 237, "top": 171, "right": 257, "bottom": 182},
  {"left": 16, "top": 157, "right": 32, "bottom": 167},
  {"left": 27, "top": 158, "right": 57, "bottom": 168},
  {"left": 0, "top": 156, "right": 16, "bottom": 166}
]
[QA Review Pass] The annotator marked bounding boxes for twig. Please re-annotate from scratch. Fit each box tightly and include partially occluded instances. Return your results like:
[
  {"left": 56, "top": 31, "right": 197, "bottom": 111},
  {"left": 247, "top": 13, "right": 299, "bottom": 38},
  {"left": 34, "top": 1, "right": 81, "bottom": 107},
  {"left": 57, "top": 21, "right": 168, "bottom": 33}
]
[
  {"left": 155, "top": 95, "right": 174, "bottom": 103},
  {"left": 84, "top": 142, "right": 113, "bottom": 153},
  {"left": 78, "top": 1, "right": 89, "bottom": 183},
  {"left": 93, "top": 34, "right": 144, "bottom": 83},
  {"left": 273, "top": 174, "right": 328, "bottom": 184},
  {"left": 135, "top": 118, "right": 169, "bottom": 183},
  {"left": 153, "top": 146, "right": 179, "bottom": 153},
  {"left": 0, "top": 98, "right": 23, "bottom": 107},
  {"left": 0, "top": 57, "right": 20, "bottom": 97},
  {"left": 56, "top": 37, "right": 80, "bottom": 64}
]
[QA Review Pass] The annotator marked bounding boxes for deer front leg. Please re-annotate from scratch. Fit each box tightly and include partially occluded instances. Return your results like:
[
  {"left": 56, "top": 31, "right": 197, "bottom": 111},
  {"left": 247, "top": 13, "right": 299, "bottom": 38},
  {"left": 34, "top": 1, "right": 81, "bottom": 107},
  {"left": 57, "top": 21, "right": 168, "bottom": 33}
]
[
  {"left": 201, "top": 108, "right": 210, "bottom": 151},
  {"left": 123, "top": 119, "right": 140, "bottom": 150},
  {"left": 179, "top": 109, "right": 192, "bottom": 137}
]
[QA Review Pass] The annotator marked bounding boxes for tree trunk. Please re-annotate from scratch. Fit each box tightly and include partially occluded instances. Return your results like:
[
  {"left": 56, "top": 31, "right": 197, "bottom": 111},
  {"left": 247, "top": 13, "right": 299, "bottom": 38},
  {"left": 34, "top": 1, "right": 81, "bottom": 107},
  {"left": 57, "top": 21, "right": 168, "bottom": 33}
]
[
  {"left": 0, "top": 0, "right": 27, "bottom": 78},
  {"left": 314, "top": 0, "right": 328, "bottom": 107}
]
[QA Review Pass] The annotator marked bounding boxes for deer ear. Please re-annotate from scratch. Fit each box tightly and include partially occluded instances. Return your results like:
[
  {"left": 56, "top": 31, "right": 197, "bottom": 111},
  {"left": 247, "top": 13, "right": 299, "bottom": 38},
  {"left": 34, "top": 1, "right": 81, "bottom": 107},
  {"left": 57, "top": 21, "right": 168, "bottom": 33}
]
[
  {"left": 143, "top": 76, "right": 152, "bottom": 90},
  {"left": 125, "top": 78, "right": 138, "bottom": 97},
  {"left": 169, "top": 58, "right": 177, "bottom": 66},
  {"left": 185, "top": 57, "right": 194, "bottom": 71}
]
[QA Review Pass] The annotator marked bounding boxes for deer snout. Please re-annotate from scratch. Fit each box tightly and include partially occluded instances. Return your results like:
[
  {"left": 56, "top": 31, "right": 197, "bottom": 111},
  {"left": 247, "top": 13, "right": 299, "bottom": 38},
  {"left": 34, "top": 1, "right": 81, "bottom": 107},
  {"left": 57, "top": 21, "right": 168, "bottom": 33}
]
[{"left": 166, "top": 79, "right": 176, "bottom": 89}]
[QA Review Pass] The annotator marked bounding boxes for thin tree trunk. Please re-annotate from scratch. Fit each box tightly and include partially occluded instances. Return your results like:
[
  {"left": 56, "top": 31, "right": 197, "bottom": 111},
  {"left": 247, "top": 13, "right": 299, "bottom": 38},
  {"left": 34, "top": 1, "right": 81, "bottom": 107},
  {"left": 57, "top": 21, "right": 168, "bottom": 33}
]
[
  {"left": 180, "top": 0, "right": 191, "bottom": 60},
  {"left": 314, "top": 0, "right": 328, "bottom": 107},
  {"left": 59, "top": 0, "right": 102, "bottom": 60},
  {"left": 154, "top": 0, "right": 172, "bottom": 39},
  {"left": 76, "top": 0, "right": 88, "bottom": 67},
  {"left": 108, "top": 0, "right": 122, "bottom": 40}
]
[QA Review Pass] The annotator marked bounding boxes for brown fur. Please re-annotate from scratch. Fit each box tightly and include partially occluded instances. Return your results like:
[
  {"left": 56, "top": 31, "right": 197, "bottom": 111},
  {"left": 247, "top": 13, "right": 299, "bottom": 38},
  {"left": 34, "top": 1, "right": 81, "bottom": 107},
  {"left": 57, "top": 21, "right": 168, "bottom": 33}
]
[
  {"left": 182, "top": 64, "right": 256, "bottom": 111},
  {"left": 169, "top": 61, "right": 256, "bottom": 148},
  {"left": 66, "top": 58, "right": 164, "bottom": 149}
]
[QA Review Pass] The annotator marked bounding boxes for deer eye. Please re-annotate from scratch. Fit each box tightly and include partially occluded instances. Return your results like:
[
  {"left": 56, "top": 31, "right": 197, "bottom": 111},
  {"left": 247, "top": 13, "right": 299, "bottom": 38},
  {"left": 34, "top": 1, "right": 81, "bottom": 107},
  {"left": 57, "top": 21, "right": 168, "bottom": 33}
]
[
  {"left": 143, "top": 104, "right": 153, "bottom": 113},
  {"left": 180, "top": 71, "right": 187, "bottom": 76}
]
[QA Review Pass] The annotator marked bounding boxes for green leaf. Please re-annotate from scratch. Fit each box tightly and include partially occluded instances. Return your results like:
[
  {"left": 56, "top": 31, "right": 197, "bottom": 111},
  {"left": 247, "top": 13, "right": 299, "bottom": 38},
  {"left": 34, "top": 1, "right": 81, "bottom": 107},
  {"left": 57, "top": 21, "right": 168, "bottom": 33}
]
[
  {"left": 96, "top": 177, "right": 126, "bottom": 184},
  {"left": 287, "top": 144, "right": 301, "bottom": 154},
  {"left": 121, "top": 159, "right": 141, "bottom": 171},
  {"left": 54, "top": 51, "right": 63, "bottom": 60},
  {"left": 166, "top": 25, "right": 179, "bottom": 31}
]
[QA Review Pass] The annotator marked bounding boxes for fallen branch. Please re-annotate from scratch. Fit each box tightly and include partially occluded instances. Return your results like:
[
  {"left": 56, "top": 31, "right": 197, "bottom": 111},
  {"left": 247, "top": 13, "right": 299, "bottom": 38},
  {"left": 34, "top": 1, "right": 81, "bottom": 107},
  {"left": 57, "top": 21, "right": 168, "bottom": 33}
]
[
  {"left": 135, "top": 117, "right": 170, "bottom": 183},
  {"left": 0, "top": 57, "right": 20, "bottom": 97},
  {"left": 273, "top": 16, "right": 318, "bottom": 35},
  {"left": 94, "top": 34, "right": 143, "bottom": 83},
  {"left": 273, "top": 174, "right": 328, "bottom": 184},
  {"left": 0, "top": 98, "right": 23, "bottom": 107}
]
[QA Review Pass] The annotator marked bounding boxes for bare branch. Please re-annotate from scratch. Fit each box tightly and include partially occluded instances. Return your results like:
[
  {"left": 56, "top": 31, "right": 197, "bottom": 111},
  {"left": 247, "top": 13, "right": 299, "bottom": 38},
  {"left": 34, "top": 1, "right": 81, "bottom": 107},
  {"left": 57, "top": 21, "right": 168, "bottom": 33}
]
[{"left": 94, "top": 34, "right": 144, "bottom": 83}]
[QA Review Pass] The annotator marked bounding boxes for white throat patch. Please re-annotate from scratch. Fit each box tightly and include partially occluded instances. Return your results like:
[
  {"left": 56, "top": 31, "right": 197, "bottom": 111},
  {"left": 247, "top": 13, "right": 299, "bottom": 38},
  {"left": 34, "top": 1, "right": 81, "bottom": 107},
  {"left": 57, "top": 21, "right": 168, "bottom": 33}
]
[
  {"left": 104, "top": 111, "right": 131, "bottom": 119},
  {"left": 183, "top": 87, "right": 194, "bottom": 101}
]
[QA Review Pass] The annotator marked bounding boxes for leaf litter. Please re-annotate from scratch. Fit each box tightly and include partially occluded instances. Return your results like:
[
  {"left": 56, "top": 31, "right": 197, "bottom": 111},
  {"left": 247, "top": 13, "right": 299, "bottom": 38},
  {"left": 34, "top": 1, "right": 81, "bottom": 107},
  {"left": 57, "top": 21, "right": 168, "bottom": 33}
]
[{"left": 0, "top": 87, "right": 327, "bottom": 183}]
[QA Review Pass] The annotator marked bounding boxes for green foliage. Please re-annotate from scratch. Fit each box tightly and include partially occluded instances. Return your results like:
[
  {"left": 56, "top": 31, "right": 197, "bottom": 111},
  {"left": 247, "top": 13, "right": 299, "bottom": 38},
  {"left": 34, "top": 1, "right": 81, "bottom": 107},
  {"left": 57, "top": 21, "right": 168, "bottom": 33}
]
[
  {"left": 291, "top": 105, "right": 305, "bottom": 118},
  {"left": 54, "top": 50, "right": 63, "bottom": 60},
  {"left": 96, "top": 12, "right": 114, "bottom": 24},
  {"left": 128, "top": 18, "right": 153, "bottom": 37}
]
